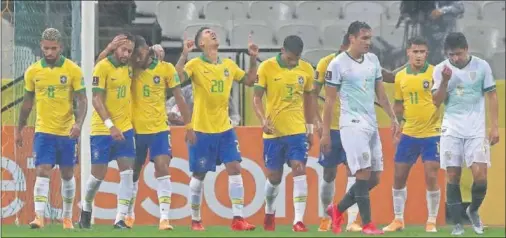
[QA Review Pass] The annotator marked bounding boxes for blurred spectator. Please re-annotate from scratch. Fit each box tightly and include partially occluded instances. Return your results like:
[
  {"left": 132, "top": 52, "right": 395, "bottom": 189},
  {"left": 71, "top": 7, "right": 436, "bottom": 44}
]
[
  {"left": 423, "top": 1, "right": 464, "bottom": 64},
  {"left": 166, "top": 84, "right": 241, "bottom": 126}
]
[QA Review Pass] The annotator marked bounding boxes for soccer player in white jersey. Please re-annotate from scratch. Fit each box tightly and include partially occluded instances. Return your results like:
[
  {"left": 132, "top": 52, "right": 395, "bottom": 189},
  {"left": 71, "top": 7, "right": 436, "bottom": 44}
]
[
  {"left": 321, "top": 21, "right": 399, "bottom": 235},
  {"left": 432, "top": 32, "right": 499, "bottom": 236}
]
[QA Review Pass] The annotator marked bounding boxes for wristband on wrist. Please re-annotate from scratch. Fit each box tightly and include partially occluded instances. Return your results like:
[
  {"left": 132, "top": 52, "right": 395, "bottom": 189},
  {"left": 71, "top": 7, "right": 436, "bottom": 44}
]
[
  {"left": 306, "top": 124, "right": 314, "bottom": 134},
  {"left": 104, "top": 118, "right": 114, "bottom": 129}
]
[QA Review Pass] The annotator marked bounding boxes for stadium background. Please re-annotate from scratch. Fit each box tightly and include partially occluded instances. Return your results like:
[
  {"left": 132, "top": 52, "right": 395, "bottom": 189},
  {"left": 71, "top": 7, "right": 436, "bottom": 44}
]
[{"left": 1, "top": 0, "right": 504, "bottom": 228}]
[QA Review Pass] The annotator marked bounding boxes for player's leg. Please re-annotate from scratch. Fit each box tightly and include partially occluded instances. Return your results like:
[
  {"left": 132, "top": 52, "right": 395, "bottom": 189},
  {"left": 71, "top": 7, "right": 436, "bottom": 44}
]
[
  {"left": 30, "top": 133, "right": 57, "bottom": 229},
  {"left": 440, "top": 135, "right": 465, "bottom": 235},
  {"left": 150, "top": 131, "right": 174, "bottom": 230},
  {"left": 219, "top": 129, "right": 255, "bottom": 231},
  {"left": 113, "top": 129, "right": 136, "bottom": 229},
  {"left": 421, "top": 136, "right": 441, "bottom": 232},
  {"left": 317, "top": 130, "right": 342, "bottom": 231},
  {"left": 327, "top": 128, "right": 376, "bottom": 234},
  {"left": 383, "top": 134, "right": 420, "bottom": 232},
  {"left": 286, "top": 134, "right": 309, "bottom": 232},
  {"left": 465, "top": 138, "right": 490, "bottom": 234},
  {"left": 125, "top": 133, "right": 149, "bottom": 227},
  {"left": 187, "top": 131, "right": 213, "bottom": 231},
  {"left": 79, "top": 134, "right": 113, "bottom": 229},
  {"left": 344, "top": 167, "right": 362, "bottom": 232},
  {"left": 262, "top": 137, "right": 285, "bottom": 231},
  {"left": 56, "top": 136, "right": 79, "bottom": 230}
]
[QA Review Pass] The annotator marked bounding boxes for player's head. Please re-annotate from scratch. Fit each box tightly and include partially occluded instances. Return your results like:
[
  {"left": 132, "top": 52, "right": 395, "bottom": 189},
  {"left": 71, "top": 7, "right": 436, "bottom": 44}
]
[
  {"left": 280, "top": 35, "right": 304, "bottom": 68},
  {"left": 347, "top": 21, "right": 372, "bottom": 54},
  {"left": 195, "top": 27, "right": 219, "bottom": 51},
  {"left": 132, "top": 35, "right": 150, "bottom": 68},
  {"left": 151, "top": 44, "right": 165, "bottom": 60},
  {"left": 40, "top": 28, "right": 62, "bottom": 63},
  {"left": 406, "top": 36, "right": 429, "bottom": 68},
  {"left": 444, "top": 32, "right": 469, "bottom": 67},
  {"left": 339, "top": 33, "right": 350, "bottom": 52},
  {"left": 113, "top": 32, "right": 135, "bottom": 64}
]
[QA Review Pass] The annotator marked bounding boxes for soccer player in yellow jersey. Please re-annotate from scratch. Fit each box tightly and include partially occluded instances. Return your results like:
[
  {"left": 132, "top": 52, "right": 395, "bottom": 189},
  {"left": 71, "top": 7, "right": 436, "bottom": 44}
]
[
  {"left": 175, "top": 27, "right": 259, "bottom": 231},
  {"left": 252, "top": 35, "right": 314, "bottom": 232},
  {"left": 383, "top": 37, "right": 442, "bottom": 233},
  {"left": 78, "top": 33, "right": 136, "bottom": 229},
  {"left": 14, "top": 28, "right": 87, "bottom": 230},
  {"left": 127, "top": 36, "right": 193, "bottom": 230}
]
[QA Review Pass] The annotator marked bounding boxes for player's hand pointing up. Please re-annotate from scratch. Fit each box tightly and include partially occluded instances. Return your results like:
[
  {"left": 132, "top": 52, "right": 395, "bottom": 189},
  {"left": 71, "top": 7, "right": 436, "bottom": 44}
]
[
  {"left": 182, "top": 32, "right": 195, "bottom": 55},
  {"left": 247, "top": 32, "right": 259, "bottom": 57}
]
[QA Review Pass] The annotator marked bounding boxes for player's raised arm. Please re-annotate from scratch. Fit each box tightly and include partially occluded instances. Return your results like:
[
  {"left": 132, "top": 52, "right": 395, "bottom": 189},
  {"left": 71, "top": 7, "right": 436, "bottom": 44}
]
[
  {"left": 95, "top": 34, "right": 128, "bottom": 64},
  {"left": 15, "top": 68, "right": 36, "bottom": 147},
  {"left": 432, "top": 64, "right": 452, "bottom": 107},
  {"left": 252, "top": 63, "right": 274, "bottom": 134},
  {"left": 70, "top": 67, "right": 88, "bottom": 138},
  {"left": 175, "top": 32, "right": 195, "bottom": 82},
  {"left": 483, "top": 62, "right": 499, "bottom": 145},
  {"left": 373, "top": 57, "right": 399, "bottom": 138},
  {"left": 321, "top": 61, "right": 339, "bottom": 154},
  {"left": 242, "top": 33, "right": 259, "bottom": 86}
]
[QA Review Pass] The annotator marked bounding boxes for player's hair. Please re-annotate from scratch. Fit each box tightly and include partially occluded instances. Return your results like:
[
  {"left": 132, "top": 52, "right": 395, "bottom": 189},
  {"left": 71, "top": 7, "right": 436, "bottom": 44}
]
[
  {"left": 346, "top": 21, "right": 371, "bottom": 37},
  {"left": 195, "top": 26, "right": 211, "bottom": 50},
  {"left": 407, "top": 36, "right": 428, "bottom": 48},
  {"left": 134, "top": 35, "right": 148, "bottom": 51},
  {"left": 283, "top": 35, "right": 304, "bottom": 56},
  {"left": 342, "top": 33, "right": 350, "bottom": 46},
  {"left": 41, "top": 28, "right": 62, "bottom": 42},
  {"left": 444, "top": 32, "right": 468, "bottom": 51}
]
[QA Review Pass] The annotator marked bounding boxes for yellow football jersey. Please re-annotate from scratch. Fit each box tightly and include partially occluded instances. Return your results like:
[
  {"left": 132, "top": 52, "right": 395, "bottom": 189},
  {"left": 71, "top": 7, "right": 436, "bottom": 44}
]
[
  {"left": 132, "top": 59, "right": 181, "bottom": 134},
  {"left": 24, "top": 56, "right": 85, "bottom": 136},
  {"left": 90, "top": 55, "right": 133, "bottom": 135},
  {"left": 394, "top": 63, "right": 441, "bottom": 138},
  {"left": 255, "top": 54, "right": 314, "bottom": 138},
  {"left": 315, "top": 53, "right": 340, "bottom": 130},
  {"left": 184, "top": 55, "right": 246, "bottom": 133}
]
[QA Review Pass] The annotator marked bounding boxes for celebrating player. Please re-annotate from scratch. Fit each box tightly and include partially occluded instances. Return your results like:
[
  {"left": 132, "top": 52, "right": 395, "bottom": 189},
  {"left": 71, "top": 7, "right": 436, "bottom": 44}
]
[
  {"left": 175, "top": 27, "right": 259, "bottom": 231},
  {"left": 78, "top": 33, "right": 136, "bottom": 229},
  {"left": 321, "top": 21, "right": 399, "bottom": 235},
  {"left": 382, "top": 37, "right": 442, "bottom": 233},
  {"left": 128, "top": 36, "right": 193, "bottom": 230},
  {"left": 15, "top": 28, "right": 87, "bottom": 230},
  {"left": 252, "top": 35, "right": 314, "bottom": 232},
  {"left": 432, "top": 32, "right": 499, "bottom": 235}
]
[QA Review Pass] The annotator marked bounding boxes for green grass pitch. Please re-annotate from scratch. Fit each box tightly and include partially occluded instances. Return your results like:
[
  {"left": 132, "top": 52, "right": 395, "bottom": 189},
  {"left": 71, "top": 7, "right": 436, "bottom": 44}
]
[{"left": 2, "top": 224, "right": 505, "bottom": 237}]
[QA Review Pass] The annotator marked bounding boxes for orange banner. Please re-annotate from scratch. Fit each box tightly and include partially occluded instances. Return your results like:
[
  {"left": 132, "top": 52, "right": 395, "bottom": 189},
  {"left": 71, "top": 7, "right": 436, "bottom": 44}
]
[{"left": 1, "top": 126, "right": 446, "bottom": 226}]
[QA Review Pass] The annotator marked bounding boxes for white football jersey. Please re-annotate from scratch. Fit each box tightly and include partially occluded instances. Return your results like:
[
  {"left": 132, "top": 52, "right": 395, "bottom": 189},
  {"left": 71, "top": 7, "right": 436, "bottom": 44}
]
[
  {"left": 325, "top": 52, "right": 383, "bottom": 131},
  {"left": 432, "top": 56, "right": 496, "bottom": 138}
]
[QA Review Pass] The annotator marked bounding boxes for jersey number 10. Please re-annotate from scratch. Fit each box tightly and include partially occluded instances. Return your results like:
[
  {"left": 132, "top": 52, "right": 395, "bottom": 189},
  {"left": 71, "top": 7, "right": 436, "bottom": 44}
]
[{"left": 117, "top": 85, "right": 127, "bottom": 99}]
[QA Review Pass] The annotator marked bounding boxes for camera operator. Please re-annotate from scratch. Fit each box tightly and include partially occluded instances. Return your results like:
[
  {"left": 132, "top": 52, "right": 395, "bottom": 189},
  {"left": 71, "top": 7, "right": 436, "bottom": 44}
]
[{"left": 399, "top": 1, "right": 464, "bottom": 65}]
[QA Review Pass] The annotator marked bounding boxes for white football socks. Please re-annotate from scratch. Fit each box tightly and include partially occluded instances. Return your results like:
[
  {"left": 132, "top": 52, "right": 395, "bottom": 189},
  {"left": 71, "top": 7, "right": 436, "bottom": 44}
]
[
  {"left": 83, "top": 175, "right": 102, "bottom": 212},
  {"left": 228, "top": 175, "right": 245, "bottom": 217},
  {"left": 392, "top": 187, "right": 408, "bottom": 221},
  {"left": 189, "top": 177, "right": 203, "bottom": 221},
  {"left": 264, "top": 179, "right": 279, "bottom": 215},
  {"left": 293, "top": 175, "right": 308, "bottom": 224},
  {"left": 426, "top": 189, "right": 440, "bottom": 223},
  {"left": 34, "top": 177, "right": 50, "bottom": 218},
  {"left": 320, "top": 179, "right": 335, "bottom": 219},
  {"left": 157, "top": 175, "right": 172, "bottom": 220},
  {"left": 115, "top": 170, "right": 134, "bottom": 224},
  {"left": 61, "top": 177, "right": 75, "bottom": 219}
]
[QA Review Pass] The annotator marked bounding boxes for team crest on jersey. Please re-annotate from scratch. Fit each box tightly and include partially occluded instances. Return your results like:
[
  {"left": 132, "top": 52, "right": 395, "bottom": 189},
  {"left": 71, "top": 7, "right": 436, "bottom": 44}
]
[
  {"left": 92, "top": 76, "right": 99, "bottom": 86},
  {"left": 60, "top": 75, "right": 67, "bottom": 84},
  {"left": 298, "top": 76, "right": 304, "bottom": 85},
  {"left": 444, "top": 151, "right": 452, "bottom": 160},
  {"left": 469, "top": 71, "right": 476, "bottom": 81},
  {"left": 325, "top": 71, "right": 332, "bottom": 81},
  {"left": 362, "top": 152, "right": 370, "bottom": 162},
  {"left": 224, "top": 69, "right": 230, "bottom": 77},
  {"left": 423, "top": 80, "right": 430, "bottom": 90},
  {"left": 153, "top": 76, "right": 161, "bottom": 84}
]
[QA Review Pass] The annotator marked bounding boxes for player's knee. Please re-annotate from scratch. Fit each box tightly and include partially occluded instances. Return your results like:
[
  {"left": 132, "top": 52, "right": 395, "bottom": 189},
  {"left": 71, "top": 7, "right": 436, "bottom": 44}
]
[
  {"left": 267, "top": 171, "right": 283, "bottom": 186},
  {"left": 192, "top": 172, "right": 206, "bottom": 181},
  {"left": 424, "top": 169, "right": 439, "bottom": 190},
  {"left": 36, "top": 165, "right": 52, "bottom": 178},
  {"left": 290, "top": 161, "right": 306, "bottom": 177},
  {"left": 60, "top": 168, "right": 74, "bottom": 181},
  {"left": 446, "top": 167, "right": 461, "bottom": 184},
  {"left": 471, "top": 162, "right": 488, "bottom": 182},
  {"left": 323, "top": 168, "right": 337, "bottom": 183},
  {"left": 369, "top": 172, "right": 381, "bottom": 189},
  {"left": 225, "top": 161, "right": 241, "bottom": 175}
]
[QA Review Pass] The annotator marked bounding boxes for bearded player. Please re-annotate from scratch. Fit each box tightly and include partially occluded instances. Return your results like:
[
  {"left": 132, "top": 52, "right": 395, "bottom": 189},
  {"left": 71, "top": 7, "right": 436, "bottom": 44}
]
[
  {"left": 382, "top": 36, "right": 442, "bottom": 233},
  {"left": 432, "top": 32, "right": 499, "bottom": 236},
  {"left": 175, "top": 27, "right": 259, "bottom": 231},
  {"left": 252, "top": 35, "right": 314, "bottom": 232},
  {"left": 79, "top": 33, "right": 136, "bottom": 229},
  {"left": 15, "top": 28, "right": 87, "bottom": 230},
  {"left": 321, "top": 21, "right": 399, "bottom": 235}
]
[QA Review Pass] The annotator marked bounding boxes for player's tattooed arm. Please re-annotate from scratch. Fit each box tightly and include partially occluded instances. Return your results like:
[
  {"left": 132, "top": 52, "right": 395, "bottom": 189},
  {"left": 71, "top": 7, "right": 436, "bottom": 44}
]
[
  {"left": 176, "top": 32, "right": 195, "bottom": 82},
  {"left": 92, "top": 90, "right": 112, "bottom": 123},
  {"left": 393, "top": 101, "right": 405, "bottom": 125},
  {"left": 96, "top": 34, "right": 128, "bottom": 64},
  {"left": 73, "top": 90, "right": 88, "bottom": 130},
  {"left": 242, "top": 33, "right": 259, "bottom": 86},
  {"left": 253, "top": 87, "right": 274, "bottom": 134}
]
